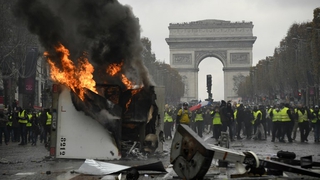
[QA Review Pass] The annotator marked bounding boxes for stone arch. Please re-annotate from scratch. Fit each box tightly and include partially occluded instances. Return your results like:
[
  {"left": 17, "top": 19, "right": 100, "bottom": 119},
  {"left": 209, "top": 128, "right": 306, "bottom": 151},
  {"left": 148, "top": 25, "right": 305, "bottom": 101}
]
[
  {"left": 166, "top": 19, "right": 256, "bottom": 102},
  {"left": 194, "top": 50, "right": 227, "bottom": 68}
]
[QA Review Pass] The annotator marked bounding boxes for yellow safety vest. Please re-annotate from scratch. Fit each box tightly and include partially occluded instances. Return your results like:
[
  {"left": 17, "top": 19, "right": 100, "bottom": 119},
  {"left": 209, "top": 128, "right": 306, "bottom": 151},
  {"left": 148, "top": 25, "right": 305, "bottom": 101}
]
[
  {"left": 212, "top": 111, "right": 222, "bottom": 125},
  {"left": 6, "top": 115, "right": 13, "bottom": 126},
  {"left": 177, "top": 109, "right": 190, "bottom": 125},
  {"left": 164, "top": 111, "right": 173, "bottom": 122},
  {"left": 280, "top": 107, "right": 291, "bottom": 122},
  {"left": 194, "top": 113, "right": 203, "bottom": 122},
  {"left": 252, "top": 110, "right": 262, "bottom": 124},
  {"left": 18, "top": 110, "right": 28, "bottom": 124},
  {"left": 36, "top": 112, "right": 42, "bottom": 118},
  {"left": 46, "top": 112, "right": 52, "bottom": 125},
  {"left": 311, "top": 109, "right": 319, "bottom": 123},
  {"left": 296, "top": 109, "right": 308, "bottom": 123},
  {"left": 26, "top": 114, "right": 33, "bottom": 127},
  {"left": 272, "top": 109, "right": 281, "bottom": 122}
]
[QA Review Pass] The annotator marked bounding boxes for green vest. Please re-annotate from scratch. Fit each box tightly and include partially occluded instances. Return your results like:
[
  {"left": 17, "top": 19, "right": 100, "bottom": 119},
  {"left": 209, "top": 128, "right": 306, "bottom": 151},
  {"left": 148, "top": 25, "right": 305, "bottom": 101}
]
[
  {"left": 280, "top": 107, "right": 291, "bottom": 122},
  {"left": 26, "top": 114, "right": 32, "bottom": 127},
  {"left": 252, "top": 110, "right": 261, "bottom": 124},
  {"left": 296, "top": 109, "right": 308, "bottom": 123},
  {"left": 6, "top": 115, "right": 13, "bottom": 126},
  {"left": 46, "top": 112, "right": 52, "bottom": 125},
  {"left": 272, "top": 109, "right": 281, "bottom": 122},
  {"left": 212, "top": 111, "right": 222, "bottom": 125},
  {"left": 18, "top": 110, "right": 28, "bottom": 124},
  {"left": 36, "top": 112, "right": 42, "bottom": 118},
  {"left": 164, "top": 111, "right": 173, "bottom": 122},
  {"left": 194, "top": 113, "right": 203, "bottom": 122},
  {"left": 311, "top": 109, "right": 319, "bottom": 123}
]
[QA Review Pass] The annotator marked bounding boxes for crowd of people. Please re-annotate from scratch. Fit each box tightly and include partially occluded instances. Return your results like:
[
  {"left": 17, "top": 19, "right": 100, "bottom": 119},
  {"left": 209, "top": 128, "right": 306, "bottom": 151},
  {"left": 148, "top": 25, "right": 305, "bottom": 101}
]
[
  {"left": 163, "top": 100, "right": 320, "bottom": 144},
  {"left": 0, "top": 101, "right": 52, "bottom": 146},
  {"left": 1, "top": 99, "right": 319, "bottom": 147}
]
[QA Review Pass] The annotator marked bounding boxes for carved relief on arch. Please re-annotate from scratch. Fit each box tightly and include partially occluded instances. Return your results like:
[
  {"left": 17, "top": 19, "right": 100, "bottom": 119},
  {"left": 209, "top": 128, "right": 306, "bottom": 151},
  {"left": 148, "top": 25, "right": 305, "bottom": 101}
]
[
  {"left": 195, "top": 50, "right": 227, "bottom": 66},
  {"left": 230, "top": 53, "right": 250, "bottom": 64},
  {"left": 172, "top": 53, "right": 192, "bottom": 65}
]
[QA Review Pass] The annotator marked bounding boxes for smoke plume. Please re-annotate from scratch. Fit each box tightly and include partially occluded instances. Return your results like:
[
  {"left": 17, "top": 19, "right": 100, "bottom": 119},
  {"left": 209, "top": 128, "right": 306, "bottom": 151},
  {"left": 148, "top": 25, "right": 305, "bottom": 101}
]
[{"left": 13, "top": 0, "right": 152, "bottom": 89}]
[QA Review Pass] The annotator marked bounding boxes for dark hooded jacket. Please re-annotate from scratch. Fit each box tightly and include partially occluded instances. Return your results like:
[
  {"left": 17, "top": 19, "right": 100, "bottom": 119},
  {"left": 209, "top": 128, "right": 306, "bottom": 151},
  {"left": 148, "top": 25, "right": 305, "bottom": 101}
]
[{"left": 220, "top": 101, "right": 234, "bottom": 123}]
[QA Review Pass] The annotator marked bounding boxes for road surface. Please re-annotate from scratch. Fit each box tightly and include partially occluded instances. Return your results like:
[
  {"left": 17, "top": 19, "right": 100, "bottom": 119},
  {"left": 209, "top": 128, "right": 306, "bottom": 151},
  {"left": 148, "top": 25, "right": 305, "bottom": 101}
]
[{"left": 1, "top": 130, "right": 320, "bottom": 179}]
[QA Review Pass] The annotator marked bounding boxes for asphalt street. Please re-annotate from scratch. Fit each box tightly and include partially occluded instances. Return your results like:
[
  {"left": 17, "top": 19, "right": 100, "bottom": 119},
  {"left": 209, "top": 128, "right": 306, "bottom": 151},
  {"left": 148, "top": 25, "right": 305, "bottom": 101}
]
[{"left": 1, "top": 130, "right": 320, "bottom": 180}]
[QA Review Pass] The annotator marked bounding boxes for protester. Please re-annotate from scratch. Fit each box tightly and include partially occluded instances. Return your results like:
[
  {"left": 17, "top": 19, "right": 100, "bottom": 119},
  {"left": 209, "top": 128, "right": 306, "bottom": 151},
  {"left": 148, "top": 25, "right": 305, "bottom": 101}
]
[{"left": 0, "top": 109, "right": 9, "bottom": 145}]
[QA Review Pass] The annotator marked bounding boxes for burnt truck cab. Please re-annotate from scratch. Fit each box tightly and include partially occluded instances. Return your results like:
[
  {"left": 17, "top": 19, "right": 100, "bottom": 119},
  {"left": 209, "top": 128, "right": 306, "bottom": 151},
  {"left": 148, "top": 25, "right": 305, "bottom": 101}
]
[{"left": 49, "top": 83, "right": 164, "bottom": 160}]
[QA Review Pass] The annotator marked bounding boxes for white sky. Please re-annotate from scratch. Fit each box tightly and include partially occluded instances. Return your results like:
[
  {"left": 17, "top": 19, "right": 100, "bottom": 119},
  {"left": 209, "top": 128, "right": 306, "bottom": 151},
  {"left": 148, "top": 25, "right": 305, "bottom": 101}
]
[{"left": 119, "top": 0, "right": 319, "bottom": 101}]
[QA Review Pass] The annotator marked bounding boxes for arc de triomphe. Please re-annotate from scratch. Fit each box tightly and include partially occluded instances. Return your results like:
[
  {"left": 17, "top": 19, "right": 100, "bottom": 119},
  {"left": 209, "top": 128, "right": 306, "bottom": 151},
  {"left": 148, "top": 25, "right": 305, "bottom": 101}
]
[{"left": 166, "top": 19, "right": 257, "bottom": 102}]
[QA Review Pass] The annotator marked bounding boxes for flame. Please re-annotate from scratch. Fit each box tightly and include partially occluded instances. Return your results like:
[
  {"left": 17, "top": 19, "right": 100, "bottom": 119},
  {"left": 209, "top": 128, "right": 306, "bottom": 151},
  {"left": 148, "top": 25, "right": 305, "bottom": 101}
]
[
  {"left": 106, "top": 62, "right": 123, "bottom": 76},
  {"left": 106, "top": 62, "right": 137, "bottom": 90},
  {"left": 45, "top": 43, "right": 97, "bottom": 100},
  {"left": 125, "top": 89, "right": 141, "bottom": 109},
  {"left": 106, "top": 62, "right": 143, "bottom": 110}
]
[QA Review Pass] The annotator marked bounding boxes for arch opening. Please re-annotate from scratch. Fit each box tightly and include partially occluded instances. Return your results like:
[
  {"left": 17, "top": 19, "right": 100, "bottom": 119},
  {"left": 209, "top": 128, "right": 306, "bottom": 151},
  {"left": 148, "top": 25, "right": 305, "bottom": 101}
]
[{"left": 198, "top": 57, "right": 224, "bottom": 102}]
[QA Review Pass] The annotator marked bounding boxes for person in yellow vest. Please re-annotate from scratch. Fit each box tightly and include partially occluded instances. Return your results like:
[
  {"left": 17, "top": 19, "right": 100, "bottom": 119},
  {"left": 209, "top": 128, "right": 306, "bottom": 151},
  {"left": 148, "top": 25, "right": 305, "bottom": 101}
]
[
  {"left": 164, "top": 104, "right": 174, "bottom": 140},
  {"left": 26, "top": 110, "right": 33, "bottom": 143},
  {"left": 211, "top": 106, "right": 222, "bottom": 141},
  {"left": 270, "top": 104, "right": 282, "bottom": 142},
  {"left": 176, "top": 102, "right": 191, "bottom": 126},
  {"left": 279, "top": 103, "right": 293, "bottom": 143},
  {"left": 311, "top": 105, "right": 320, "bottom": 143},
  {"left": 194, "top": 108, "right": 204, "bottom": 138},
  {"left": 252, "top": 106, "right": 266, "bottom": 140},
  {"left": 295, "top": 104, "right": 311, "bottom": 143},
  {"left": 44, "top": 109, "right": 52, "bottom": 145},
  {"left": 18, "top": 107, "right": 28, "bottom": 145}
]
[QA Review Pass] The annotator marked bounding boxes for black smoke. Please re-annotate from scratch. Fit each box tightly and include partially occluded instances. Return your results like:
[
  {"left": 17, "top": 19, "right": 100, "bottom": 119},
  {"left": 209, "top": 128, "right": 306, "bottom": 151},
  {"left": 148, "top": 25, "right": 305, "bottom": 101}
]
[
  {"left": 13, "top": 0, "right": 152, "bottom": 89},
  {"left": 13, "top": 0, "right": 156, "bottom": 153}
]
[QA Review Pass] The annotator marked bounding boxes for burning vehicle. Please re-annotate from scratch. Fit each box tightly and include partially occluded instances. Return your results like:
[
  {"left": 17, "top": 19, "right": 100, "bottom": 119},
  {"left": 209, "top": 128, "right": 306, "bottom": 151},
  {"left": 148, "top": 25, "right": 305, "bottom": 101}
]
[{"left": 13, "top": 0, "right": 164, "bottom": 159}]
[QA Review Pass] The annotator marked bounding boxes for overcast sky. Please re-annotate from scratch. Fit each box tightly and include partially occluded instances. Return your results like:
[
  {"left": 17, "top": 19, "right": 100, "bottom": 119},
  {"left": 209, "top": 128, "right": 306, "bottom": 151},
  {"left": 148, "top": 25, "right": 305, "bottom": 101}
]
[{"left": 119, "top": 0, "right": 319, "bottom": 101}]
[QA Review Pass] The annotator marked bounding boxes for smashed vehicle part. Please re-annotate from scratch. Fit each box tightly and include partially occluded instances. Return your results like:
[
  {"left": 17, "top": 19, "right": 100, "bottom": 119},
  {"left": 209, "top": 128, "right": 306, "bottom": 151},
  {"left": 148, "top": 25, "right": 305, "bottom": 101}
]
[
  {"left": 276, "top": 150, "right": 296, "bottom": 160},
  {"left": 171, "top": 124, "right": 320, "bottom": 179},
  {"left": 144, "top": 134, "right": 159, "bottom": 154},
  {"left": 217, "top": 131, "right": 230, "bottom": 167},
  {"left": 53, "top": 87, "right": 120, "bottom": 160},
  {"left": 50, "top": 84, "right": 162, "bottom": 159},
  {"left": 76, "top": 159, "right": 167, "bottom": 176},
  {"left": 271, "top": 151, "right": 320, "bottom": 168},
  {"left": 218, "top": 131, "right": 229, "bottom": 148},
  {"left": 126, "top": 168, "right": 139, "bottom": 180},
  {"left": 126, "top": 141, "right": 138, "bottom": 156}
]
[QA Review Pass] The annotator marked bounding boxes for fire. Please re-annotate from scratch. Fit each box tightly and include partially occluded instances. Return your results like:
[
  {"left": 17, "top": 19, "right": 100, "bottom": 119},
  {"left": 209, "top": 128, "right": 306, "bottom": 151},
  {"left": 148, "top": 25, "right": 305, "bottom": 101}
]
[
  {"left": 44, "top": 43, "right": 97, "bottom": 100},
  {"left": 125, "top": 89, "right": 141, "bottom": 109},
  {"left": 106, "top": 62, "right": 123, "bottom": 76},
  {"left": 106, "top": 62, "right": 143, "bottom": 110},
  {"left": 106, "top": 62, "right": 138, "bottom": 90}
]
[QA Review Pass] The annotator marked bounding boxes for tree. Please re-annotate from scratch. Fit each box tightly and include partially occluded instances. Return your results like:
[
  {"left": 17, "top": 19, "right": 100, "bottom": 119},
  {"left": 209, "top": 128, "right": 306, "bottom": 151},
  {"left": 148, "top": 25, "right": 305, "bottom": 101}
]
[
  {"left": 0, "top": 0, "right": 40, "bottom": 107},
  {"left": 140, "top": 37, "right": 184, "bottom": 104}
]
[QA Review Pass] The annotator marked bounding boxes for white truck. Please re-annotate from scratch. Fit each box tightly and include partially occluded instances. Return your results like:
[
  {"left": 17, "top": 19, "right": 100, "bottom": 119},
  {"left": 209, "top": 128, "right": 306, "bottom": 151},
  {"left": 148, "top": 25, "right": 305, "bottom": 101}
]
[{"left": 48, "top": 84, "right": 165, "bottom": 160}]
